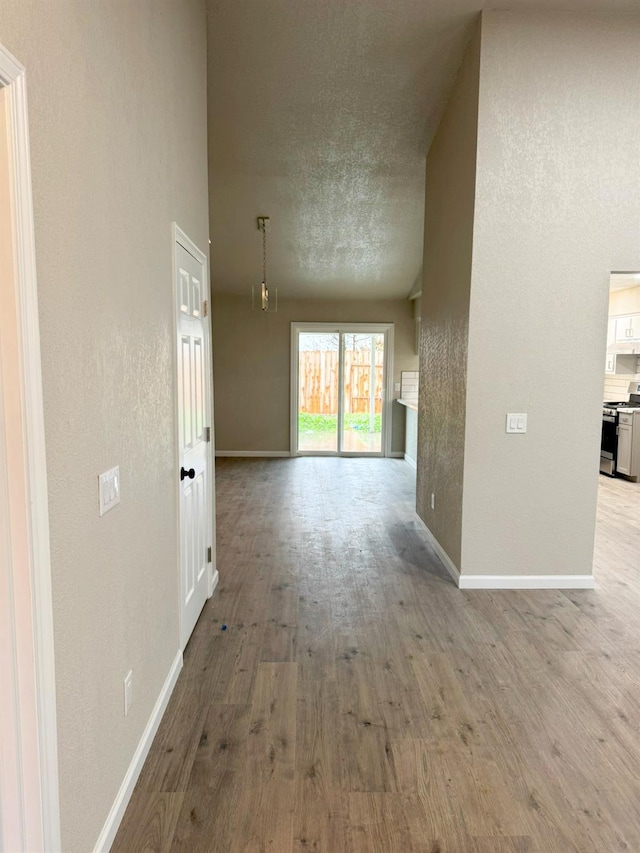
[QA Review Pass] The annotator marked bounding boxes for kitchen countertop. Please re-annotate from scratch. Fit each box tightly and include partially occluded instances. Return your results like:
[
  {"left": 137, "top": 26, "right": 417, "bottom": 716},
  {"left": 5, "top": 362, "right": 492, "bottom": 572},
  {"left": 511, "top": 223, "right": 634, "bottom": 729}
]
[{"left": 397, "top": 398, "right": 418, "bottom": 411}]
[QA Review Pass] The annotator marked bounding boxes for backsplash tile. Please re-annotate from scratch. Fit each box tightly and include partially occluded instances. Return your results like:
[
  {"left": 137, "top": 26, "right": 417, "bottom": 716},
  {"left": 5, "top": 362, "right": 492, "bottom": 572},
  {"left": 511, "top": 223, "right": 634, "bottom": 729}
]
[
  {"left": 603, "top": 373, "right": 640, "bottom": 402},
  {"left": 400, "top": 370, "right": 419, "bottom": 400}
]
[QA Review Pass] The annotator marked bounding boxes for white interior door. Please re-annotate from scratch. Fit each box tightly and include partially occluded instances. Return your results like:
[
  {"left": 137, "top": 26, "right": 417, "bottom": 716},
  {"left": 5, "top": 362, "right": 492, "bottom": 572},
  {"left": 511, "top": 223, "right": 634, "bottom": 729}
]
[{"left": 175, "top": 231, "right": 215, "bottom": 649}]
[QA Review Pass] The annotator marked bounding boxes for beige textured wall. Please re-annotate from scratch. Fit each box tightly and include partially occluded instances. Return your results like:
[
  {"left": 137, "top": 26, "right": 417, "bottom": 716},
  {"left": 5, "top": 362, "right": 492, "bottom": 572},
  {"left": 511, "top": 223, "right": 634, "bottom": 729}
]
[
  {"left": 416, "top": 26, "right": 480, "bottom": 567},
  {"left": 1, "top": 2, "right": 209, "bottom": 850},
  {"left": 211, "top": 294, "right": 418, "bottom": 453},
  {"left": 462, "top": 12, "right": 640, "bottom": 576}
]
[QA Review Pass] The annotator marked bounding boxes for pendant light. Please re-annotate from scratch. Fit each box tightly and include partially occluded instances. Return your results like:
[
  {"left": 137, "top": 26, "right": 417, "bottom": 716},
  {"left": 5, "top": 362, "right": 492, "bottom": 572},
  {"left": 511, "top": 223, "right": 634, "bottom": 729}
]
[{"left": 252, "top": 216, "right": 278, "bottom": 312}]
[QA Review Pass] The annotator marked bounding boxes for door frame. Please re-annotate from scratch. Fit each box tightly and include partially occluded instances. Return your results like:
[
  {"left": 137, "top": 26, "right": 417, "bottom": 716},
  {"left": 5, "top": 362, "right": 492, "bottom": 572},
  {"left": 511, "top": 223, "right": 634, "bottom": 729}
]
[
  {"left": 290, "top": 322, "right": 394, "bottom": 458},
  {"left": 171, "top": 223, "right": 217, "bottom": 652},
  {"left": 0, "top": 44, "right": 61, "bottom": 851}
]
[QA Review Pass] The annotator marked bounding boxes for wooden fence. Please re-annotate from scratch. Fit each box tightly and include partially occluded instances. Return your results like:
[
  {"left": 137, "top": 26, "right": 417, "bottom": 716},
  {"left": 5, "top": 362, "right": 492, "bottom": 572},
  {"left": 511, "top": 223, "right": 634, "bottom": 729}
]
[{"left": 298, "top": 350, "right": 383, "bottom": 414}]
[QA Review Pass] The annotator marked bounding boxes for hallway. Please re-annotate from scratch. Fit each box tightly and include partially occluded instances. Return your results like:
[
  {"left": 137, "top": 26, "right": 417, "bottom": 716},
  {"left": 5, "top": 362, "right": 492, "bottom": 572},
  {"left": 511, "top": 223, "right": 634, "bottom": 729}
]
[{"left": 113, "top": 458, "right": 640, "bottom": 852}]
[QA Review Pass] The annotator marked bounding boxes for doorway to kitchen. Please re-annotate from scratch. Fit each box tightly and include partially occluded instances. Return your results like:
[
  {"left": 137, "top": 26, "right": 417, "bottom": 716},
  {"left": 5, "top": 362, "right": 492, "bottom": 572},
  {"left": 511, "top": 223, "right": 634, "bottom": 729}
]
[
  {"left": 595, "top": 271, "right": 640, "bottom": 582},
  {"left": 290, "top": 323, "right": 394, "bottom": 457},
  {"left": 601, "top": 272, "right": 640, "bottom": 480}
]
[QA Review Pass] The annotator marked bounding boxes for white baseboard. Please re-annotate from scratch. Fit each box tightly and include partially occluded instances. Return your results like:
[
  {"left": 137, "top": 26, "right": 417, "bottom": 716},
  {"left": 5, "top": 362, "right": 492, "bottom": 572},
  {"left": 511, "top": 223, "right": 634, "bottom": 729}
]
[
  {"left": 209, "top": 568, "right": 219, "bottom": 598},
  {"left": 413, "top": 513, "right": 461, "bottom": 585},
  {"left": 413, "top": 514, "right": 595, "bottom": 590},
  {"left": 92, "top": 650, "right": 183, "bottom": 853},
  {"left": 389, "top": 451, "right": 405, "bottom": 458},
  {"left": 458, "top": 574, "right": 595, "bottom": 590},
  {"left": 215, "top": 450, "right": 290, "bottom": 458},
  {"left": 404, "top": 454, "right": 417, "bottom": 469}
]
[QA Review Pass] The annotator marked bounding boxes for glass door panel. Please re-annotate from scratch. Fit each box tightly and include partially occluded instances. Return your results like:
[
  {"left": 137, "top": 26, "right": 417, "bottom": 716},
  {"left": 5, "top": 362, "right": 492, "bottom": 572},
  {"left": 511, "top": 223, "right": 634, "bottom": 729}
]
[
  {"left": 297, "top": 332, "right": 339, "bottom": 452},
  {"left": 341, "top": 333, "right": 384, "bottom": 453}
]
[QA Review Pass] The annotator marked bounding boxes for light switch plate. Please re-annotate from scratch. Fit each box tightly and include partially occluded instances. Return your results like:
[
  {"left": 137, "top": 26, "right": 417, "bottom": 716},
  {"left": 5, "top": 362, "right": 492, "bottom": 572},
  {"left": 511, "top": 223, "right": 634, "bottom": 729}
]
[
  {"left": 99, "top": 465, "right": 120, "bottom": 516},
  {"left": 506, "top": 413, "right": 527, "bottom": 434},
  {"left": 124, "top": 670, "right": 133, "bottom": 716}
]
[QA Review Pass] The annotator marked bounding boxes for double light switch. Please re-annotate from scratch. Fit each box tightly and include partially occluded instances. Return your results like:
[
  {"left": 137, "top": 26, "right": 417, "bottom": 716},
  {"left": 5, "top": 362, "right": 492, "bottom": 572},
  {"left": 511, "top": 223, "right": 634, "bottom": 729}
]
[
  {"left": 99, "top": 466, "right": 120, "bottom": 516},
  {"left": 506, "top": 413, "right": 527, "bottom": 434}
]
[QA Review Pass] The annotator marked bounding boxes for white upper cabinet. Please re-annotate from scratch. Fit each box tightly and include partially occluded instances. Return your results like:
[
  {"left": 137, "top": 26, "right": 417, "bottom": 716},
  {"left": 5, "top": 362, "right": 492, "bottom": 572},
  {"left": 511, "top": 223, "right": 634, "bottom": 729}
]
[{"left": 614, "top": 315, "right": 640, "bottom": 342}]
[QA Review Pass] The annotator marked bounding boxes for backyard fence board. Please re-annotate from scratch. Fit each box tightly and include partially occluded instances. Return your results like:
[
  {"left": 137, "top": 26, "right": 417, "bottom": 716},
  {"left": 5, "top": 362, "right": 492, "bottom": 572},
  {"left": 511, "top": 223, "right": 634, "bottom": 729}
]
[{"left": 298, "top": 350, "right": 383, "bottom": 414}]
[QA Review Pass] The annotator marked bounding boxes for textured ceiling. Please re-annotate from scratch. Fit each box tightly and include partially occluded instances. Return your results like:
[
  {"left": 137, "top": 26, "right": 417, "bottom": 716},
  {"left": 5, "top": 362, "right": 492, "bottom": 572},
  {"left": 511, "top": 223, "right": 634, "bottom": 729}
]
[{"left": 207, "top": 0, "right": 640, "bottom": 300}]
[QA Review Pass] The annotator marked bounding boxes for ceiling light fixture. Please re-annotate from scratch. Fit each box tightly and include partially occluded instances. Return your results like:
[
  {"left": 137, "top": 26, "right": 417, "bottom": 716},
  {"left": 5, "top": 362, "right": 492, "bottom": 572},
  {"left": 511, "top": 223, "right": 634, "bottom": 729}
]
[{"left": 252, "top": 216, "right": 278, "bottom": 312}]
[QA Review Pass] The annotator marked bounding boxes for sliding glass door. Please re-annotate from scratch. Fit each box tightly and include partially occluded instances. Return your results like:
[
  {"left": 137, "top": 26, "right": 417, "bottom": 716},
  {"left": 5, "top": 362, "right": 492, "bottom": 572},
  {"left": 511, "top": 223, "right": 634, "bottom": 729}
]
[
  {"left": 292, "top": 324, "right": 393, "bottom": 457},
  {"left": 341, "top": 332, "right": 385, "bottom": 453},
  {"left": 297, "top": 331, "right": 340, "bottom": 452}
]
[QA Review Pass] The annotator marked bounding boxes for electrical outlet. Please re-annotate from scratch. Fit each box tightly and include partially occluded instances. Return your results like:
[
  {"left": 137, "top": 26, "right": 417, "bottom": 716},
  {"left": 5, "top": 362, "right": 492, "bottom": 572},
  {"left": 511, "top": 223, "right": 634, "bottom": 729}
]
[
  {"left": 431, "top": 493, "right": 435, "bottom": 510},
  {"left": 124, "top": 670, "right": 133, "bottom": 716}
]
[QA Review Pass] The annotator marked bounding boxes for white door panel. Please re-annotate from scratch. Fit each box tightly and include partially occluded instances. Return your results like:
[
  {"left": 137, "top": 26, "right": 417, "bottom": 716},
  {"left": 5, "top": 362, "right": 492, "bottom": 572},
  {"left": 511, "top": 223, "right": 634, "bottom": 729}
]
[{"left": 176, "top": 237, "right": 213, "bottom": 649}]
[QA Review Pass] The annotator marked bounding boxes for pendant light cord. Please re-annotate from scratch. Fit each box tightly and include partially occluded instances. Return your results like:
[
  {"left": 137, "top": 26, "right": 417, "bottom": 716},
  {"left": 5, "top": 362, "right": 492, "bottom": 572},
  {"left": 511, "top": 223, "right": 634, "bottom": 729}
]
[{"left": 262, "top": 222, "right": 267, "bottom": 286}]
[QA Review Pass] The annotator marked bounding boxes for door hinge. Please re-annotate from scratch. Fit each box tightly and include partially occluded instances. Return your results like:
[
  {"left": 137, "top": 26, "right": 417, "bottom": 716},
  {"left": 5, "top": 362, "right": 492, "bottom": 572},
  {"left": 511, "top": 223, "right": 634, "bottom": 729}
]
[
  {"left": 204, "top": 426, "right": 211, "bottom": 443},
  {"left": 203, "top": 299, "right": 208, "bottom": 317},
  {"left": 207, "top": 546, "right": 212, "bottom": 563}
]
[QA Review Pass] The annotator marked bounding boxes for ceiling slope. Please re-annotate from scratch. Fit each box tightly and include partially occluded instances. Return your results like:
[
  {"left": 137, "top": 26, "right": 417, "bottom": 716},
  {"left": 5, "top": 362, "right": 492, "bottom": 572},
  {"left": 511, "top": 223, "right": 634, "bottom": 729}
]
[{"left": 207, "top": 0, "right": 640, "bottom": 300}]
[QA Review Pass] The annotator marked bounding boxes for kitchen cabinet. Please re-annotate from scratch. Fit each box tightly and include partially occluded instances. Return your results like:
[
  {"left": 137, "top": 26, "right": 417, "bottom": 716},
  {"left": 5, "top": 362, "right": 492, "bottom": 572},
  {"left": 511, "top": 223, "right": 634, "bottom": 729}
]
[
  {"left": 605, "top": 318, "right": 616, "bottom": 372},
  {"left": 398, "top": 399, "right": 418, "bottom": 468},
  {"left": 606, "top": 353, "right": 640, "bottom": 375},
  {"left": 617, "top": 422, "right": 633, "bottom": 476},
  {"left": 617, "top": 411, "right": 640, "bottom": 480},
  {"left": 614, "top": 315, "right": 640, "bottom": 342}
]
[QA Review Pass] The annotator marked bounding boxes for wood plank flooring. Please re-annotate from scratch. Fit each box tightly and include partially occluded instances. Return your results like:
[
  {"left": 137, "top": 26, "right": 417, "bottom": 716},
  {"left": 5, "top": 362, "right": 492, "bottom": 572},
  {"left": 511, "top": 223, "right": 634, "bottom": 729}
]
[{"left": 112, "top": 459, "right": 640, "bottom": 852}]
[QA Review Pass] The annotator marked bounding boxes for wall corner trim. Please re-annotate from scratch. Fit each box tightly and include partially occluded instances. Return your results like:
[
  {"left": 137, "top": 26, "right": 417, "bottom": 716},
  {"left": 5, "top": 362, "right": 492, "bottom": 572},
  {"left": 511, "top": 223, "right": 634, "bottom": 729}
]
[
  {"left": 215, "top": 450, "right": 291, "bottom": 458},
  {"left": 413, "top": 514, "right": 461, "bottom": 586},
  {"left": 92, "top": 650, "right": 184, "bottom": 853},
  {"left": 1, "top": 42, "right": 61, "bottom": 852},
  {"left": 458, "top": 574, "right": 596, "bottom": 590}
]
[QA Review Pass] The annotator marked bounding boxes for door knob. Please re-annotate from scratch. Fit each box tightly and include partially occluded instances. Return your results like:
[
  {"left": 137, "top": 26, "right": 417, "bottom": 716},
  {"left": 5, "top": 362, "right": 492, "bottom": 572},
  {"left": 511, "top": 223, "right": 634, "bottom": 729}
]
[{"left": 180, "top": 467, "right": 195, "bottom": 481}]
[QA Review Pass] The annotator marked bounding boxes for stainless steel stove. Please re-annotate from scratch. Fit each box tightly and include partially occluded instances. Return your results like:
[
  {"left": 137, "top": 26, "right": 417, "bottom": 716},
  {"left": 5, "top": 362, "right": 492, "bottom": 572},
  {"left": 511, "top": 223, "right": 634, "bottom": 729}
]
[
  {"left": 604, "top": 401, "right": 639, "bottom": 415},
  {"left": 601, "top": 392, "right": 640, "bottom": 475}
]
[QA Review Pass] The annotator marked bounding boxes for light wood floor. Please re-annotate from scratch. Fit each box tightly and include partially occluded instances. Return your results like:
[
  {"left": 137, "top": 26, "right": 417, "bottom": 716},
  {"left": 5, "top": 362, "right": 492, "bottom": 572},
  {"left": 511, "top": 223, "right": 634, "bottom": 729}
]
[{"left": 113, "top": 459, "right": 640, "bottom": 852}]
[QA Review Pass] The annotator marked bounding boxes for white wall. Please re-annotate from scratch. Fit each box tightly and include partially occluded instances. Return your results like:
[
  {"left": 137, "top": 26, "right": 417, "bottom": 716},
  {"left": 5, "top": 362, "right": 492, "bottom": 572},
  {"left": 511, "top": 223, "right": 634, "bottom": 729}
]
[
  {"left": 461, "top": 11, "right": 640, "bottom": 578},
  {"left": 1, "top": 2, "right": 210, "bottom": 850}
]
